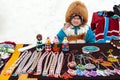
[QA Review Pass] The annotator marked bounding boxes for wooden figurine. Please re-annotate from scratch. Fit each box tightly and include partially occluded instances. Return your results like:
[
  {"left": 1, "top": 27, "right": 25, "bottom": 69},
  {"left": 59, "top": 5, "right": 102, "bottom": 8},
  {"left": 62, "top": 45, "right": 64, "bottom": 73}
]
[
  {"left": 52, "top": 36, "right": 60, "bottom": 52},
  {"left": 62, "top": 37, "right": 69, "bottom": 52},
  {"left": 45, "top": 37, "right": 51, "bottom": 52},
  {"left": 36, "top": 34, "right": 43, "bottom": 51}
]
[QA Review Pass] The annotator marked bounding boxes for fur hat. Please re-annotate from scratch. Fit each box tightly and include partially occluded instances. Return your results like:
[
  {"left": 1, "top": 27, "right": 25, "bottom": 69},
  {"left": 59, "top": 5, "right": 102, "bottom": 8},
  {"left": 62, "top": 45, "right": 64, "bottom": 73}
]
[{"left": 65, "top": 1, "right": 88, "bottom": 25}]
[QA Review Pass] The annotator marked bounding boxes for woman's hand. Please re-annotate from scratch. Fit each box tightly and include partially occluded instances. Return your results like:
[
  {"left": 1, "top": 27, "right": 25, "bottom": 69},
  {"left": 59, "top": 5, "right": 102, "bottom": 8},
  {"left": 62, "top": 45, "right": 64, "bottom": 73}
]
[{"left": 62, "top": 23, "right": 71, "bottom": 30}]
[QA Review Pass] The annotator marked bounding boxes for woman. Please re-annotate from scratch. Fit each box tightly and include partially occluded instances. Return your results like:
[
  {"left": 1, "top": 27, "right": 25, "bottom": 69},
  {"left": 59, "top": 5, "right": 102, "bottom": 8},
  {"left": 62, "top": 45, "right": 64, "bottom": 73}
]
[{"left": 57, "top": 1, "right": 96, "bottom": 43}]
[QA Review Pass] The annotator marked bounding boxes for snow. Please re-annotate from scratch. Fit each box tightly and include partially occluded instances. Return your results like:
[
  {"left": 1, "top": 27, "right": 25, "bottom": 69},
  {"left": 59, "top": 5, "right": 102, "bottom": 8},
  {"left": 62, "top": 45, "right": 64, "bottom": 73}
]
[{"left": 0, "top": 0, "right": 119, "bottom": 44}]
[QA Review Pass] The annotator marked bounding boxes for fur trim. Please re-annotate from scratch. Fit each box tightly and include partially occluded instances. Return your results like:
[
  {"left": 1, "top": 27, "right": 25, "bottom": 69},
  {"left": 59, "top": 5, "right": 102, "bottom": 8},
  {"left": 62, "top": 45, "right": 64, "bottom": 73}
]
[
  {"left": 67, "top": 33, "right": 86, "bottom": 41},
  {"left": 65, "top": 1, "right": 88, "bottom": 25}
]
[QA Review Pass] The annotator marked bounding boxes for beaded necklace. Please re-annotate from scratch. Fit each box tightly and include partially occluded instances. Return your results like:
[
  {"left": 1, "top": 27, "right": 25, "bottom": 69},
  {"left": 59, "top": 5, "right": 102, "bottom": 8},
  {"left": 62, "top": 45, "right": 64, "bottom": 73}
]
[
  {"left": 54, "top": 52, "right": 64, "bottom": 78},
  {"left": 4, "top": 50, "right": 28, "bottom": 75},
  {"left": 77, "top": 54, "right": 90, "bottom": 77},
  {"left": 67, "top": 50, "right": 78, "bottom": 68},
  {"left": 48, "top": 52, "right": 59, "bottom": 77},
  {"left": 67, "top": 51, "right": 77, "bottom": 76},
  {"left": 27, "top": 51, "right": 42, "bottom": 74},
  {"left": 83, "top": 54, "right": 97, "bottom": 77},
  {"left": 88, "top": 53, "right": 114, "bottom": 76},
  {"left": 21, "top": 50, "right": 38, "bottom": 74},
  {"left": 12, "top": 51, "right": 32, "bottom": 76},
  {"left": 100, "top": 52, "right": 120, "bottom": 75},
  {"left": 34, "top": 51, "right": 48, "bottom": 75},
  {"left": 42, "top": 51, "right": 54, "bottom": 76}
]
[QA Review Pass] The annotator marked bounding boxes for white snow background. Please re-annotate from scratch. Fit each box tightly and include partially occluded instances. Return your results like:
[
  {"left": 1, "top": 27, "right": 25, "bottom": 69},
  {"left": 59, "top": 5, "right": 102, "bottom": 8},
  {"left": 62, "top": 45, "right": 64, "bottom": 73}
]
[{"left": 0, "top": 0, "right": 119, "bottom": 44}]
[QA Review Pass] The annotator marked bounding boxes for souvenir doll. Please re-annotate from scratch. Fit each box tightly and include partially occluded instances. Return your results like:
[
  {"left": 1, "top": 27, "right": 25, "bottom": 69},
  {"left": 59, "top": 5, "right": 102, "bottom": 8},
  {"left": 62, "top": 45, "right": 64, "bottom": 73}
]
[
  {"left": 52, "top": 36, "right": 60, "bottom": 52},
  {"left": 36, "top": 34, "right": 43, "bottom": 51},
  {"left": 62, "top": 37, "right": 69, "bottom": 52},
  {"left": 45, "top": 37, "right": 51, "bottom": 52}
]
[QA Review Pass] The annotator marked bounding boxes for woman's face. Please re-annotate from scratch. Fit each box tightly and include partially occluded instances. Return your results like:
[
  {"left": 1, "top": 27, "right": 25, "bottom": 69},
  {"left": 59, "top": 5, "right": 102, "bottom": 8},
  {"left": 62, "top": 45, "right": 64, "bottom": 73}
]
[{"left": 71, "top": 16, "right": 82, "bottom": 26}]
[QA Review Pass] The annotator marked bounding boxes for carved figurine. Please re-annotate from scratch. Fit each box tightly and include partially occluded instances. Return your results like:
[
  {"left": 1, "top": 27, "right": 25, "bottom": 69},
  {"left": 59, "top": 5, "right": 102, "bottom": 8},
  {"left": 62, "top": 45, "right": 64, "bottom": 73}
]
[
  {"left": 52, "top": 36, "right": 60, "bottom": 52},
  {"left": 45, "top": 37, "right": 51, "bottom": 52},
  {"left": 36, "top": 34, "right": 43, "bottom": 51},
  {"left": 62, "top": 37, "right": 69, "bottom": 52}
]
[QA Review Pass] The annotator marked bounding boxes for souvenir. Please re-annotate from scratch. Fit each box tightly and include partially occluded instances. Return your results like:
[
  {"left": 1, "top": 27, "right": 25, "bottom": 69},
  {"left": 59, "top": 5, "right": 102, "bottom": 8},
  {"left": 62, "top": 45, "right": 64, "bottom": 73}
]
[
  {"left": 67, "top": 52, "right": 77, "bottom": 68},
  {"left": 27, "top": 51, "right": 42, "bottom": 74},
  {"left": 61, "top": 72, "right": 72, "bottom": 79},
  {"left": 82, "top": 70, "right": 90, "bottom": 77},
  {"left": 12, "top": 51, "right": 32, "bottom": 76},
  {"left": 36, "top": 34, "right": 44, "bottom": 51},
  {"left": 104, "top": 68, "right": 114, "bottom": 76},
  {"left": 75, "top": 69, "right": 83, "bottom": 76},
  {"left": 45, "top": 37, "right": 51, "bottom": 52},
  {"left": 82, "top": 46, "right": 100, "bottom": 53},
  {"left": 34, "top": 52, "right": 48, "bottom": 75},
  {"left": 55, "top": 52, "right": 64, "bottom": 78},
  {"left": 67, "top": 68, "right": 77, "bottom": 76},
  {"left": 62, "top": 37, "right": 69, "bottom": 52},
  {"left": 42, "top": 52, "right": 53, "bottom": 77},
  {"left": 22, "top": 50, "right": 38, "bottom": 74},
  {"left": 85, "top": 63, "right": 96, "bottom": 70},
  {"left": 4, "top": 51, "right": 28, "bottom": 76},
  {"left": 52, "top": 36, "right": 60, "bottom": 52},
  {"left": 76, "top": 64, "right": 85, "bottom": 70},
  {"left": 48, "top": 53, "right": 59, "bottom": 77},
  {"left": 90, "top": 70, "right": 97, "bottom": 77}
]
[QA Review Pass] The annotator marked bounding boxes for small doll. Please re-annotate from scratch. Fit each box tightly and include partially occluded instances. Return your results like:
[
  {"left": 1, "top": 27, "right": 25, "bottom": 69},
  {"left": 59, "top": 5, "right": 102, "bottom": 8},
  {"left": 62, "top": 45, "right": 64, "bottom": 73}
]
[
  {"left": 52, "top": 36, "right": 60, "bottom": 52},
  {"left": 36, "top": 34, "right": 43, "bottom": 51},
  {"left": 62, "top": 37, "right": 69, "bottom": 52},
  {"left": 45, "top": 37, "right": 51, "bottom": 52}
]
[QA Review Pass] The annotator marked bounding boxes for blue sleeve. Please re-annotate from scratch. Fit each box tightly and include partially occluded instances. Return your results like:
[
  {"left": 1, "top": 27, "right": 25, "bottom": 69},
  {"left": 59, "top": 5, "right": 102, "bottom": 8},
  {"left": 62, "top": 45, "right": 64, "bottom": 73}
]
[
  {"left": 85, "top": 27, "right": 96, "bottom": 43},
  {"left": 57, "top": 29, "right": 67, "bottom": 44}
]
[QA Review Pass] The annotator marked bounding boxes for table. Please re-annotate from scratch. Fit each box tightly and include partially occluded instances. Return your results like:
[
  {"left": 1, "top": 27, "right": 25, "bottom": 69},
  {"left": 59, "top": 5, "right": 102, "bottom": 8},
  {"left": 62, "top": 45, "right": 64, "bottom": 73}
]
[{"left": 0, "top": 43, "right": 120, "bottom": 80}]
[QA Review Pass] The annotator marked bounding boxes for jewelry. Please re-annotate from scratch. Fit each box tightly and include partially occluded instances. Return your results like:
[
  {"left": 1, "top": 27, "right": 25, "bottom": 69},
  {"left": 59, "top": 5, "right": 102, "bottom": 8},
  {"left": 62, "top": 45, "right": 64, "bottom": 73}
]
[
  {"left": 42, "top": 51, "right": 54, "bottom": 76},
  {"left": 82, "top": 46, "right": 100, "bottom": 53},
  {"left": 83, "top": 54, "right": 97, "bottom": 77},
  {"left": 67, "top": 50, "right": 77, "bottom": 68},
  {"left": 4, "top": 51, "right": 28, "bottom": 75},
  {"left": 54, "top": 52, "right": 64, "bottom": 78},
  {"left": 34, "top": 51, "right": 48, "bottom": 75},
  {"left": 21, "top": 50, "right": 38, "bottom": 73},
  {"left": 107, "top": 49, "right": 118, "bottom": 62},
  {"left": 96, "top": 62, "right": 107, "bottom": 76},
  {"left": 100, "top": 52, "right": 120, "bottom": 75},
  {"left": 27, "top": 51, "right": 42, "bottom": 74},
  {"left": 61, "top": 72, "right": 72, "bottom": 80},
  {"left": 48, "top": 52, "right": 59, "bottom": 77},
  {"left": 67, "top": 68, "right": 77, "bottom": 76},
  {"left": 12, "top": 51, "right": 32, "bottom": 76},
  {"left": 76, "top": 54, "right": 85, "bottom": 70},
  {"left": 75, "top": 69, "right": 83, "bottom": 76}
]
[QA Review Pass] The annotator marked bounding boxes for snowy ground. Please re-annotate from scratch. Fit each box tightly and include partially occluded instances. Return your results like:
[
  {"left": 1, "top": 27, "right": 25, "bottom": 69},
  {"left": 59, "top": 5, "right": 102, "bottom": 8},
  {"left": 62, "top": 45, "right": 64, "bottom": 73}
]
[{"left": 0, "top": 0, "right": 119, "bottom": 44}]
